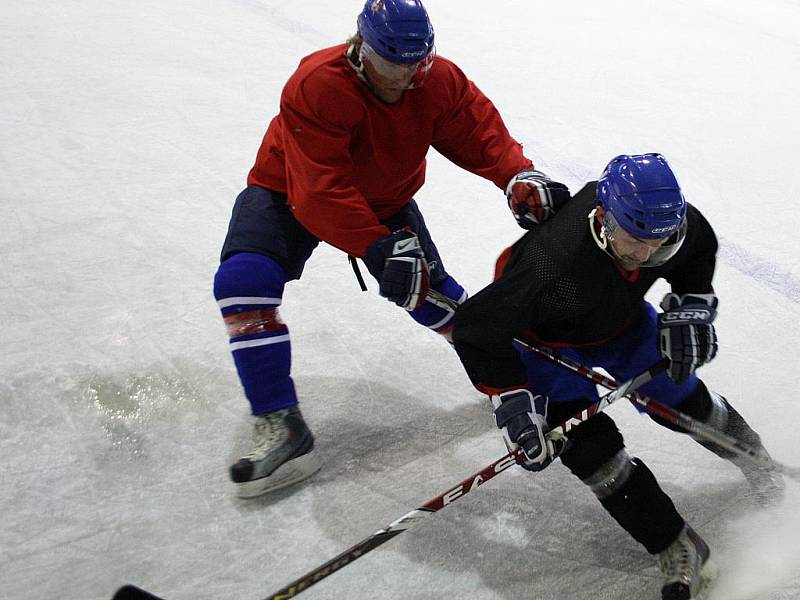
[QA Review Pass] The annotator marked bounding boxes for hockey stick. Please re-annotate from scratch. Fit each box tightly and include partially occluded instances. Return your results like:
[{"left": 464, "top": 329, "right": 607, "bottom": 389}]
[
  {"left": 111, "top": 585, "right": 165, "bottom": 600},
  {"left": 258, "top": 360, "right": 665, "bottom": 599},
  {"left": 516, "top": 339, "right": 800, "bottom": 481},
  {"left": 110, "top": 363, "right": 665, "bottom": 600},
  {"left": 425, "top": 289, "right": 799, "bottom": 479},
  {"left": 114, "top": 291, "right": 663, "bottom": 600}
]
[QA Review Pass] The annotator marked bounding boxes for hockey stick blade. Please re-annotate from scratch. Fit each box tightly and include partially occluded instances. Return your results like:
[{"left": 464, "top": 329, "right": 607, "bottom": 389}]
[
  {"left": 111, "top": 585, "right": 166, "bottom": 600},
  {"left": 261, "top": 362, "right": 664, "bottom": 599}
]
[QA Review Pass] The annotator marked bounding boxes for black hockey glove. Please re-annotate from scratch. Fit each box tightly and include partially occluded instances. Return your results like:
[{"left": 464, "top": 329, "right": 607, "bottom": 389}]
[
  {"left": 492, "top": 389, "right": 569, "bottom": 471},
  {"left": 506, "top": 169, "right": 571, "bottom": 229},
  {"left": 365, "top": 229, "right": 430, "bottom": 310},
  {"left": 658, "top": 293, "right": 719, "bottom": 384}
]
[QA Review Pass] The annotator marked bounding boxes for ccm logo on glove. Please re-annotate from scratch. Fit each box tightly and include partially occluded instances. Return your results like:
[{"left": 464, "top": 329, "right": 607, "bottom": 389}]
[
  {"left": 657, "top": 293, "right": 718, "bottom": 384},
  {"left": 660, "top": 309, "right": 714, "bottom": 323}
]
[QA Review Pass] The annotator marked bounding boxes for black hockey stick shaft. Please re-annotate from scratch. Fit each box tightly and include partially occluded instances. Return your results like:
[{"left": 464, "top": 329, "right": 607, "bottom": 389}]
[
  {"left": 518, "top": 339, "right": 800, "bottom": 481},
  {"left": 261, "top": 361, "right": 665, "bottom": 599}
]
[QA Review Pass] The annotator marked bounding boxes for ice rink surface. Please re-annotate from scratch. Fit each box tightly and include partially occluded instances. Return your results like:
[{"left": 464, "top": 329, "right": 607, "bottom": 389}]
[{"left": 2, "top": 0, "right": 800, "bottom": 598}]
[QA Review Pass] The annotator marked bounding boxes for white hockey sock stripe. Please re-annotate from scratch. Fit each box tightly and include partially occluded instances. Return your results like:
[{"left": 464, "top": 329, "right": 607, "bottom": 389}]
[
  {"left": 230, "top": 334, "right": 290, "bottom": 351},
  {"left": 217, "top": 296, "right": 282, "bottom": 309},
  {"left": 429, "top": 310, "right": 455, "bottom": 331}
]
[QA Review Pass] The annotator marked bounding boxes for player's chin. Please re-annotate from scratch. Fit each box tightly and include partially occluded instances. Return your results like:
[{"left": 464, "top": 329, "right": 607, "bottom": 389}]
[
  {"left": 378, "top": 89, "right": 405, "bottom": 103},
  {"left": 618, "top": 257, "right": 644, "bottom": 271}
]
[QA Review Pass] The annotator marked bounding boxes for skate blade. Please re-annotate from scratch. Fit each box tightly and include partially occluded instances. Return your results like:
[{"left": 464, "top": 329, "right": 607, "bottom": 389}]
[
  {"left": 693, "top": 559, "right": 719, "bottom": 600},
  {"left": 235, "top": 451, "right": 321, "bottom": 498}
]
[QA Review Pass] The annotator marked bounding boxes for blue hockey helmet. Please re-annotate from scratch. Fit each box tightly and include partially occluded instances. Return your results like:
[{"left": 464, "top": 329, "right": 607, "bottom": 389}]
[
  {"left": 357, "top": 0, "right": 435, "bottom": 64},
  {"left": 596, "top": 154, "right": 688, "bottom": 267},
  {"left": 597, "top": 153, "right": 686, "bottom": 239}
]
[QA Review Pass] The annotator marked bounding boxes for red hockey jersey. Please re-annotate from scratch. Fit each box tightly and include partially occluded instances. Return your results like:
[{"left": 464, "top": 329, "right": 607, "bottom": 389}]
[{"left": 248, "top": 44, "right": 532, "bottom": 257}]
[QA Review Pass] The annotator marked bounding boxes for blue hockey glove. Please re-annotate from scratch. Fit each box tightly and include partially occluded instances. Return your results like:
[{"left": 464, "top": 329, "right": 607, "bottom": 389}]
[
  {"left": 658, "top": 293, "right": 718, "bottom": 384},
  {"left": 506, "top": 169, "right": 570, "bottom": 228},
  {"left": 365, "top": 229, "right": 430, "bottom": 310},
  {"left": 492, "top": 389, "right": 569, "bottom": 471}
]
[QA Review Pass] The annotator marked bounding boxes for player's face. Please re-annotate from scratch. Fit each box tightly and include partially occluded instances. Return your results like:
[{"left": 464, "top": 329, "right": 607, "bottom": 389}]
[
  {"left": 607, "top": 227, "right": 668, "bottom": 270},
  {"left": 360, "top": 42, "right": 435, "bottom": 102}
]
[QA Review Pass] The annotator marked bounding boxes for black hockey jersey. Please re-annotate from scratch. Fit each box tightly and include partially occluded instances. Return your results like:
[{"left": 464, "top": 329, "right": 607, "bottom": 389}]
[{"left": 452, "top": 182, "right": 718, "bottom": 393}]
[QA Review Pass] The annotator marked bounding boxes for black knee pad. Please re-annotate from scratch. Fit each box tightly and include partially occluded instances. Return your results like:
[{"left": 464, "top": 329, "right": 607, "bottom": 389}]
[
  {"left": 649, "top": 379, "right": 711, "bottom": 433},
  {"left": 559, "top": 412, "right": 625, "bottom": 480}
]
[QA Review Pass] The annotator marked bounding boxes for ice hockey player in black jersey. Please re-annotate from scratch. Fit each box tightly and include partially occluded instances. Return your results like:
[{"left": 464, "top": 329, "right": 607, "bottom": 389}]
[{"left": 452, "top": 154, "right": 784, "bottom": 600}]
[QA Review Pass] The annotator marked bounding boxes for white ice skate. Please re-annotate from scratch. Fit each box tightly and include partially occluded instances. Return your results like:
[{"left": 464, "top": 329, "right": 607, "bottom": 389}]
[
  {"left": 658, "top": 525, "right": 718, "bottom": 600},
  {"left": 230, "top": 407, "right": 320, "bottom": 498}
]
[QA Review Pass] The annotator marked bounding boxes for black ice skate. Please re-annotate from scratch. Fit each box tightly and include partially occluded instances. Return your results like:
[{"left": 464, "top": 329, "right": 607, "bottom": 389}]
[
  {"left": 658, "top": 525, "right": 717, "bottom": 600},
  {"left": 699, "top": 393, "right": 785, "bottom": 506},
  {"left": 230, "top": 406, "right": 320, "bottom": 498}
]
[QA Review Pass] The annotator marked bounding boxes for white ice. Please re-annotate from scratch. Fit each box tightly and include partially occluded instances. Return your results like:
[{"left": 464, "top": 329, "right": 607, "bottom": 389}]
[{"left": 2, "top": 0, "right": 799, "bottom": 599}]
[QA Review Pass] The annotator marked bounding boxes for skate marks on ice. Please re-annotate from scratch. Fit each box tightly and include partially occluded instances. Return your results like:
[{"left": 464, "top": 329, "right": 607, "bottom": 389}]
[
  {"left": 81, "top": 367, "right": 205, "bottom": 457},
  {"left": 255, "top": 377, "right": 746, "bottom": 599},
  {"left": 229, "top": 374, "right": 493, "bottom": 499},
  {"left": 4, "top": 367, "right": 795, "bottom": 600},
  {"left": 0, "top": 359, "right": 229, "bottom": 552},
  {"left": 0, "top": 361, "right": 212, "bottom": 599},
  {"left": 387, "top": 474, "right": 752, "bottom": 600},
  {"left": 1, "top": 360, "right": 212, "bottom": 478},
  {"left": 708, "top": 488, "right": 800, "bottom": 600},
  {"left": 223, "top": 376, "right": 518, "bottom": 599},
  {"left": 719, "top": 240, "right": 800, "bottom": 306}
]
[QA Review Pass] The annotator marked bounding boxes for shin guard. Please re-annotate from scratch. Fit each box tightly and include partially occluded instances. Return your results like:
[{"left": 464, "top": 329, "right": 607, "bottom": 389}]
[
  {"left": 599, "top": 458, "right": 685, "bottom": 554},
  {"left": 214, "top": 252, "right": 297, "bottom": 414}
]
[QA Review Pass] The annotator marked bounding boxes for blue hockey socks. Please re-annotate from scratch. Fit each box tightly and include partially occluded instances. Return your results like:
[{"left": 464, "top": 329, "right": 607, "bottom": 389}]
[
  {"left": 408, "top": 275, "right": 466, "bottom": 342},
  {"left": 214, "top": 252, "right": 297, "bottom": 415}
]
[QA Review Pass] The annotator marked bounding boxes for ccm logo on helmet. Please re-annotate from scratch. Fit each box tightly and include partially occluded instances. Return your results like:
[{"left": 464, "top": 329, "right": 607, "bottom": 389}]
[
  {"left": 662, "top": 309, "right": 712, "bottom": 323},
  {"left": 651, "top": 225, "right": 677, "bottom": 234}
]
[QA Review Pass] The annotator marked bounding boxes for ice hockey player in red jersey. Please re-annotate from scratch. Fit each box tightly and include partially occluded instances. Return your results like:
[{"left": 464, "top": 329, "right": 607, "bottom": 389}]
[
  {"left": 452, "top": 154, "right": 784, "bottom": 599},
  {"left": 213, "top": 0, "right": 570, "bottom": 498}
]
